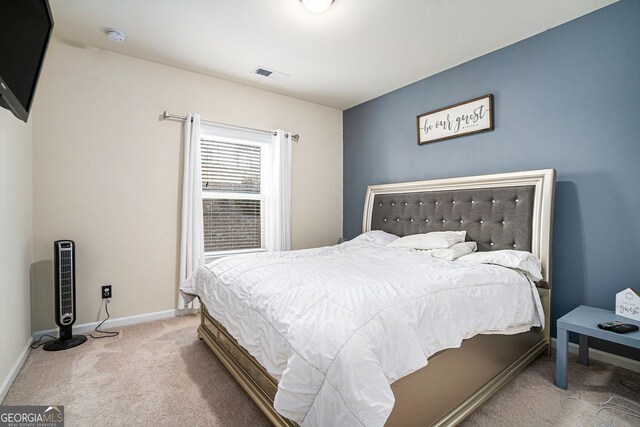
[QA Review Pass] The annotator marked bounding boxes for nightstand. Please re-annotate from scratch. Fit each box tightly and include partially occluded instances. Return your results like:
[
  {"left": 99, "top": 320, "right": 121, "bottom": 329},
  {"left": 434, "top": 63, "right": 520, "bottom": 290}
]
[{"left": 555, "top": 305, "right": 640, "bottom": 389}]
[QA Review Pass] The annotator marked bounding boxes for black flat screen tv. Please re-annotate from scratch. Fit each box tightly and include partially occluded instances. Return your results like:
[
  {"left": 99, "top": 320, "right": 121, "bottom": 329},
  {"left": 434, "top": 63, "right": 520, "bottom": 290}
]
[{"left": 0, "top": 0, "right": 54, "bottom": 122}]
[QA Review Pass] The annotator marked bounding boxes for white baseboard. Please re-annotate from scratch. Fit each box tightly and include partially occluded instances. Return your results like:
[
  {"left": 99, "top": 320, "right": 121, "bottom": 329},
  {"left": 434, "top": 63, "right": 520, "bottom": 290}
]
[
  {"left": 32, "top": 308, "right": 199, "bottom": 341},
  {"left": 551, "top": 337, "right": 640, "bottom": 373},
  {"left": 0, "top": 337, "right": 33, "bottom": 404}
]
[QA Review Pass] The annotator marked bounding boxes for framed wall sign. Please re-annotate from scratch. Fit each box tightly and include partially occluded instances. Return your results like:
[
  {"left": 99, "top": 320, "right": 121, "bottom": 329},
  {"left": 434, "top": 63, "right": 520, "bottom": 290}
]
[{"left": 417, "top": 94, "right": 494, "bottom": 145}]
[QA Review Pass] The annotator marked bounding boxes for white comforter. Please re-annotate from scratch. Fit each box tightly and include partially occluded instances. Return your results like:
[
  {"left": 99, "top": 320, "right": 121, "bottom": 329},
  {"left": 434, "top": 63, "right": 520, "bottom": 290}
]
[{"left": 180, "top": 240, "right": 543, "bottom": 427}]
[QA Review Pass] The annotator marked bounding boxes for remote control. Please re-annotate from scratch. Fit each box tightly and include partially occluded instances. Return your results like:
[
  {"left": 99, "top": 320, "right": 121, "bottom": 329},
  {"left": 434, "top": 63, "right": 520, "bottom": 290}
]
[{"left": 597, "top": 321, "right": 639, "bottom": 334}]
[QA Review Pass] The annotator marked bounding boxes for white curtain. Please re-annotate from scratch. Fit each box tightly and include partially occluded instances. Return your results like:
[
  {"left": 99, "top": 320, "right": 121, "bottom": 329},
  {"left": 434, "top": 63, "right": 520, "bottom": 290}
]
[
  {"left": 178, "top": 114, "right": 204, "bottom": 309},
  {"left": 267, "top": 130, "right": 292, "bottom": 252}
]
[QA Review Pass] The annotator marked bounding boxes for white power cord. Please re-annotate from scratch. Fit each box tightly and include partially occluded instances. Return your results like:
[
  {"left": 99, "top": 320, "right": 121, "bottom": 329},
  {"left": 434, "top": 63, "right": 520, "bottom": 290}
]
[{"left": 561, "top": 394, "right": 640, "bottom": 426}]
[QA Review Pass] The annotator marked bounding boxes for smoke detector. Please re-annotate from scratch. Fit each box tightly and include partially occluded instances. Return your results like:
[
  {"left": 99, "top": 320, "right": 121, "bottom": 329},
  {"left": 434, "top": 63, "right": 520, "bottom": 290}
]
[
  {"left": 105, "top": 29, "right": 126, "bottom": 43},
  {"left": 252, "top": 66, "right": 289, "bottom": 81}
]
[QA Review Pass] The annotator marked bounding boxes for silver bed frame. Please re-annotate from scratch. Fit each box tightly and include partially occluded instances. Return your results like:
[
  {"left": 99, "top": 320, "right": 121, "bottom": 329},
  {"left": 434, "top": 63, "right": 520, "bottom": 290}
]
[{"left": 197, "top": 168, "right": 556, "bottom": 426}]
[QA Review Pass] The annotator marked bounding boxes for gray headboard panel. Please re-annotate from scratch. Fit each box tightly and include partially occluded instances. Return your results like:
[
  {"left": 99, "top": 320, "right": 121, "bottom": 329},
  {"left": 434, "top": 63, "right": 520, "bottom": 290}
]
[
  {"left": 362, "top": 169, "right": 556, "bottom": 284},
  {"left": 370, "top": 186, "right": 535, "bottom": 252}
]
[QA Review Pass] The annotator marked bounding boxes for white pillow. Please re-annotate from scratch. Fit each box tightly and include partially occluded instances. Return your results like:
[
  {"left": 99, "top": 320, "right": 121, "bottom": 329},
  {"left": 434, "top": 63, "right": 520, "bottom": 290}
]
[
  {"left": 352, "top": 230, "right": 399, "bottom": 246},
  {"left": 387, "top": 231, "right": 466, "bottom": 250},
  {"left": 456, "top": 250, "right": 543, "bottom": 281},
  {"left": 423, "top": 241, "right": 477, "bottom": 261}
]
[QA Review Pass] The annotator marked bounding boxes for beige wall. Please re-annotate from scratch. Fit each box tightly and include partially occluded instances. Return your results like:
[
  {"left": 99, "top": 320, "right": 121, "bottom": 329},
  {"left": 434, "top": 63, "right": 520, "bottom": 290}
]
[
  {"left": 31, "top": 39, "right": 343, "bottom": 331},
  {"left": 0, "top": 109, "right": 33, "bottom": 400}
]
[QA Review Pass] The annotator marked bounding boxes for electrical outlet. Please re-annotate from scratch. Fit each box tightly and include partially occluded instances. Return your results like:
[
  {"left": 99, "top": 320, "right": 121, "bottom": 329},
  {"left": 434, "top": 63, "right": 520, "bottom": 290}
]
[{"left": 101, "top": 285, "right": 112, "bottom": 299}]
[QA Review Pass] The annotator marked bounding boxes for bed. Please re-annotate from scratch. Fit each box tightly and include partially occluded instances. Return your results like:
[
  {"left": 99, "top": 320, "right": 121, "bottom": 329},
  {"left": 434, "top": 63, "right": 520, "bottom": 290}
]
[{"left": 182, "top": 169, "right": 556, "bottom": 426}]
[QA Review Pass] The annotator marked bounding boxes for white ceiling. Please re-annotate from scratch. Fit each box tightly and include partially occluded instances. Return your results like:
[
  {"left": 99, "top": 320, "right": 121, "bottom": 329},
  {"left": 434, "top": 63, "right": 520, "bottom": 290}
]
[{"left": 50, "top": 0, "right": 617, "bottom": 110}]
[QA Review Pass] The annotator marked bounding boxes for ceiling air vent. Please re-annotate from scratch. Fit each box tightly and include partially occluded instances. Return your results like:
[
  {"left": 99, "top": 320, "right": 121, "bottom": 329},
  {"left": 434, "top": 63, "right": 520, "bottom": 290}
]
[
  {"left": 252, "top": 66, "right": 289, "bottom": 81},
  {"left": 255, "top": 68, "right": 272, "bottom": 77}
]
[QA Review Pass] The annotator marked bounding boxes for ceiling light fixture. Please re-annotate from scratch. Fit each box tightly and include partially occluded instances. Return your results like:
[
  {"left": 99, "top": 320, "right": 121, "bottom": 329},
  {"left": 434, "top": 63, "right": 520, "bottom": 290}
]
[
  {"left": 105, "top": 29, "right": 126, "bottom": 43},
  {"left": 300, "top": 0, "right": 334, "bottom": 13}
]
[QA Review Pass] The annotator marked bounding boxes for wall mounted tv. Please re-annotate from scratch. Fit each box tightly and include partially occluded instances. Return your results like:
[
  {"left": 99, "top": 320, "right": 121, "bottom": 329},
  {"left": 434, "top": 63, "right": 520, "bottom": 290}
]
[{"left": 0, "top": 0, "right": 54, "bottom": 123}]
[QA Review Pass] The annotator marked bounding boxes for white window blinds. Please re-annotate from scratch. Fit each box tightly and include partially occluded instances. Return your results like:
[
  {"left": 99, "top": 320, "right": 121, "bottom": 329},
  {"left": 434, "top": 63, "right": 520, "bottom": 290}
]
[{"left": 201, "top": 139, "right": 265, "bottom": 254}]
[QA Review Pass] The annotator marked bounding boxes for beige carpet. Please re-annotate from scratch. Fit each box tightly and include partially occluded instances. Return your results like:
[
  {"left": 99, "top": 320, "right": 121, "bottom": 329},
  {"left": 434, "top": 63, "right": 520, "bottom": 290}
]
[{"left": 3, "top": 315, "right": 639, "bottom": 426}]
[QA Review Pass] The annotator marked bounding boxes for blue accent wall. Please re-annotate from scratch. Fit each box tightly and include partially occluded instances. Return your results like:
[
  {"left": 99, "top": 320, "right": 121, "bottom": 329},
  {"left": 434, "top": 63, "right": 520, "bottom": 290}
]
[{"left": 343, "top": 0, "right": 640, "bottom": 350}]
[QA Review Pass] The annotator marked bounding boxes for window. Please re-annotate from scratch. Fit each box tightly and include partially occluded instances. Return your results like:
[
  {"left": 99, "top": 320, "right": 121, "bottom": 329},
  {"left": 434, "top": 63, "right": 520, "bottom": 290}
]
[{"left": 200, "top": 133, "right": 269, "bottom": 256}]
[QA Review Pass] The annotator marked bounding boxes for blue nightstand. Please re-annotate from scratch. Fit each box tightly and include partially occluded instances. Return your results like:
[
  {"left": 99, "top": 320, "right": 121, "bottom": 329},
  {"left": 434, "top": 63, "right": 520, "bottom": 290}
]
[{"left": 556, "top": 305, "right": 640, "bottom": 389}]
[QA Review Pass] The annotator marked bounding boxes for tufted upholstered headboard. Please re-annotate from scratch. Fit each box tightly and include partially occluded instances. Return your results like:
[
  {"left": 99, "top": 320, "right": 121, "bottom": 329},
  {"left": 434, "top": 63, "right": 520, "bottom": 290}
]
[
  {"left": 362, "top": 169, "right": 556, "bottom": 284},
  {"left": 370, "top": 186, "right": 535, "bottom": 252}
]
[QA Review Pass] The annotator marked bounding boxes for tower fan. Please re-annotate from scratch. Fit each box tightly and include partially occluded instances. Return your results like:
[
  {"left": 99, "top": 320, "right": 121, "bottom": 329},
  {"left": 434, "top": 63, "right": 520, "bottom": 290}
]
[{"left": 43, "top": 240, "right": 87, "bottom": 351}]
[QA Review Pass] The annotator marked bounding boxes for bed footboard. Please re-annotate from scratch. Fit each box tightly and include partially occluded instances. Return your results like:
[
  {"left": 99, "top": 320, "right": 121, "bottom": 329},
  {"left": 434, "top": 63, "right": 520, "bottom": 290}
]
[{"left": 198, "top": 305, "right": 547, "bottom": 427}]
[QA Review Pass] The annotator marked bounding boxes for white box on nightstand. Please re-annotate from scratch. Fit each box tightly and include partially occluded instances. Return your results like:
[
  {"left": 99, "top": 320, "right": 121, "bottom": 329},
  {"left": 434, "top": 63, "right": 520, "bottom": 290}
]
[{"left": 616, "top": 288, "right": 640, "bottom": 321}]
